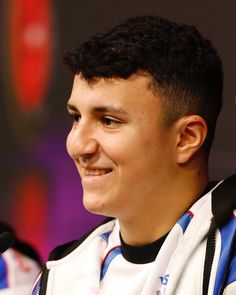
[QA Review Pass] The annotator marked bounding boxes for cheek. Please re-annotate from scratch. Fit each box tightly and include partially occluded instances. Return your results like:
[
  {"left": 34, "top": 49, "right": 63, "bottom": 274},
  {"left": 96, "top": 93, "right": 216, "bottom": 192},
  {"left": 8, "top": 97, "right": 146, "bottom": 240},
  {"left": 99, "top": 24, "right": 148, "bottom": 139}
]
[{"left": 108, "top": 135, "right": 134, "bottom": 156}]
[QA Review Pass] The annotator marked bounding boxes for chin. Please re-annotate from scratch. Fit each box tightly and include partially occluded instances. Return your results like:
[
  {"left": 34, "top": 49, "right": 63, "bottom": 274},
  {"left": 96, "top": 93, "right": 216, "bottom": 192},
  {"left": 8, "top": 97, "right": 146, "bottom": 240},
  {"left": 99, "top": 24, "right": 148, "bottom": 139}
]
[{"left": 83, "top": 194, "right": 108, "bottom": 215}]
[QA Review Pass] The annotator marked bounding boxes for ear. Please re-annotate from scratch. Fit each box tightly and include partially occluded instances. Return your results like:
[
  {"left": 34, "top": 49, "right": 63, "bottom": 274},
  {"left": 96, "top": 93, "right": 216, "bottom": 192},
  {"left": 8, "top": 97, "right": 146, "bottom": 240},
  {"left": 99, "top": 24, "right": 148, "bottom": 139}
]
[{"left": 175, "top": 115, "right": 207, "bottom": 164}]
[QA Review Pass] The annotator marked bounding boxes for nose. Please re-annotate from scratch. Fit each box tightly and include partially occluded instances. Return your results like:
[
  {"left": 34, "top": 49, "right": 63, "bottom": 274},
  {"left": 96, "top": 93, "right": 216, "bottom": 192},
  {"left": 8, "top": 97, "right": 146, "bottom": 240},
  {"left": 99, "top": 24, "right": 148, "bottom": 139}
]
[{"left": 67, "top": 121, "right": 99, "bottom": 162}]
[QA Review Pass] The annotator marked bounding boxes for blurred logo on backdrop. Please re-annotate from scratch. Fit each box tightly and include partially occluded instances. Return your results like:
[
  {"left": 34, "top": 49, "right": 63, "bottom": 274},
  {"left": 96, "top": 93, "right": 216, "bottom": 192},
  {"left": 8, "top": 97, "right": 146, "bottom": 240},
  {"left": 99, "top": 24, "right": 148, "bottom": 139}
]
[
  {"left": 0, "top": 0, "right": 53, "bottom": 260},
  {"left": 1, "top": 0, "right": 53, "bottom": 146}
]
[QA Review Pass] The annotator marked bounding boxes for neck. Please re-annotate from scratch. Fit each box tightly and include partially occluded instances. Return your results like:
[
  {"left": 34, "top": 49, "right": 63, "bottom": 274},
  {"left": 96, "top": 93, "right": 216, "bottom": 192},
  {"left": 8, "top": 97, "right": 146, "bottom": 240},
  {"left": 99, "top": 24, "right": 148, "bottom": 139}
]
[{"left": 119, "top": 166, "right": 209, "bottom": 246}]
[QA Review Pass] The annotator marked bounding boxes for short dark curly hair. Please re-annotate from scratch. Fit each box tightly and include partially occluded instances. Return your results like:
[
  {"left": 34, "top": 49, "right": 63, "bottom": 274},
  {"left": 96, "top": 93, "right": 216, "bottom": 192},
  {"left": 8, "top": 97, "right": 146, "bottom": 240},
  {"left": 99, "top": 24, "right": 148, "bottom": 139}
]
[{"left": 64, "top": 15, "right": 223, "bottom": 156}]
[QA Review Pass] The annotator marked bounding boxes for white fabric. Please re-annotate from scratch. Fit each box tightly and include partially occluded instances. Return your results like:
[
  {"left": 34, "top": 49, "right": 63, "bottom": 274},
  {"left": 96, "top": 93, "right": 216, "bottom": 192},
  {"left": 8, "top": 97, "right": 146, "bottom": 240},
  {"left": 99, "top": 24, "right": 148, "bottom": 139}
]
[
  {"left": 100, "top": 221, "right": 155, "bottom": 294},
  {"left": 41, "top": 182, "right": 236, "bottom": 294}
]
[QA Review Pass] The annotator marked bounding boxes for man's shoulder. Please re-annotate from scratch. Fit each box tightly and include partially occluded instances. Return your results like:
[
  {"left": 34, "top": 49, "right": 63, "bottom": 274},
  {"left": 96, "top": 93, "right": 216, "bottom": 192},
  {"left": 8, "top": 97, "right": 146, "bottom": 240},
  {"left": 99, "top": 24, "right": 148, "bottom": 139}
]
[{"left": 48, "top": 217, "right": 115, "bottom": 261}]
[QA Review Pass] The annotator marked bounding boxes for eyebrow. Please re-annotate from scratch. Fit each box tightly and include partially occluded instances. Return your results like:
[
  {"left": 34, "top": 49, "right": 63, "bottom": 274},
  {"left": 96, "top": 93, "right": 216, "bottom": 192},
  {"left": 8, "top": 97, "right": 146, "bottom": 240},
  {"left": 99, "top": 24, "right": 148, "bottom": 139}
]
[
  {"left": 67, "top": 103, "right": 128, "bottom": 115},
  {"left": 93, "top": 106, "right": 128, "bottom": 115},
  {"left": 67, "top": 104, "right": 78, "bottom": 112}
]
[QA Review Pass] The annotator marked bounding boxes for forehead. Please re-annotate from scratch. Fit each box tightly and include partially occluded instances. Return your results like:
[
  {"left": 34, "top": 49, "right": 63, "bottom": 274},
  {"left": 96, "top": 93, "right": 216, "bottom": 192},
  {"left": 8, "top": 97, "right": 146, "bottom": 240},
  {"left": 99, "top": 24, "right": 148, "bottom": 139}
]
[{"left": 69, "top": 74, "right": 161, "bottom": 113}]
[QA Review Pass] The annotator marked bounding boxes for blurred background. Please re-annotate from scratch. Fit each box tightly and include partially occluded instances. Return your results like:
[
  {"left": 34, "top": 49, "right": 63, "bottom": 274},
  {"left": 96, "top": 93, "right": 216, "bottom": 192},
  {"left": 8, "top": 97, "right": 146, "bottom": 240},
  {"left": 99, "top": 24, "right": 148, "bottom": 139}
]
[{"left": 0, "top": 0, "right": 235, "bottom": 261}]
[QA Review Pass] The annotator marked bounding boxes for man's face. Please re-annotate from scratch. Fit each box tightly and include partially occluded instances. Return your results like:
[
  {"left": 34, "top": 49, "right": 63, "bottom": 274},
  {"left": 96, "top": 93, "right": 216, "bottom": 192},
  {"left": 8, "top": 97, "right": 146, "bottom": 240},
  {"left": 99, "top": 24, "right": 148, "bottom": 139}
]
[{"left": 66, "top": 75, "right": 177, "bottom": 220}]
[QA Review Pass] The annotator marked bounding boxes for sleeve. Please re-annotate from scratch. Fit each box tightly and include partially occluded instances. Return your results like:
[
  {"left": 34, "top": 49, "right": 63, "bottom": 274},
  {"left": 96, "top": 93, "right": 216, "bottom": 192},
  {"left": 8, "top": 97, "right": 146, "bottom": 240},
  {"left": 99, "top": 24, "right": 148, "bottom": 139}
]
[{"left": 0, "top": 248, "right": 40, "bottom": 295}]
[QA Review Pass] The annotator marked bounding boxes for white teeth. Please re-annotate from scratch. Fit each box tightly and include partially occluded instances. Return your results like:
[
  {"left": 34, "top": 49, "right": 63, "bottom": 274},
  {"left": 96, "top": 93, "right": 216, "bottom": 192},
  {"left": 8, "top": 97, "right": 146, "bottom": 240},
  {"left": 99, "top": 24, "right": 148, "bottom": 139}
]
[{"left": 82, "top": 168, "right": 111, "bottom": 176}]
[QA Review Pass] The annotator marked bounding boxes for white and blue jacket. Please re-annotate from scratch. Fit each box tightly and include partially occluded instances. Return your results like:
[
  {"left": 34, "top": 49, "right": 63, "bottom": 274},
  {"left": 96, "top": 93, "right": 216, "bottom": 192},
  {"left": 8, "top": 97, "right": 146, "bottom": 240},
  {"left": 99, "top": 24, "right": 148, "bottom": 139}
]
[{"left": 32, "top": 175, "right": 236, "bottom": 295}]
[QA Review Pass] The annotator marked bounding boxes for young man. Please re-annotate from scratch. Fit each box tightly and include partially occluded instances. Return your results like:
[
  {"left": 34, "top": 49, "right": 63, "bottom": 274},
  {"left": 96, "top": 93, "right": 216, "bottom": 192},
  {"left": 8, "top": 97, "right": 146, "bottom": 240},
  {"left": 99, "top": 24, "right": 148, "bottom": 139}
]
[{"left": 32, "top": 16, "right": 236, "bottom": 294}]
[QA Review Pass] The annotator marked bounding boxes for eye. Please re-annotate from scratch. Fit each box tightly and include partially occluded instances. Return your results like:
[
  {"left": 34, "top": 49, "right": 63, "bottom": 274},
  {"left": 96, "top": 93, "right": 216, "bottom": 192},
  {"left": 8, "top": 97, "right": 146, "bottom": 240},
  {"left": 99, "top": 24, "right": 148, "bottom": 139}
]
[
  {"left": 68, "top": 112, "right": 81, "bottom": 123},
  {"left": 102, "top": 116, "right": 121, "bottom": 128}
]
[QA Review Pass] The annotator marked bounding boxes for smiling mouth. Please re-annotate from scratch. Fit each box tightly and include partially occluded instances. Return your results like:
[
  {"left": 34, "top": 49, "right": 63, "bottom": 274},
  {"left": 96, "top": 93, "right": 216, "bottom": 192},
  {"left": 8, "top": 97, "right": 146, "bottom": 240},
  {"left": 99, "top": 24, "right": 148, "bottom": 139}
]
[{"left": 82, "top": 168, "right": 112, "bottom": 177}]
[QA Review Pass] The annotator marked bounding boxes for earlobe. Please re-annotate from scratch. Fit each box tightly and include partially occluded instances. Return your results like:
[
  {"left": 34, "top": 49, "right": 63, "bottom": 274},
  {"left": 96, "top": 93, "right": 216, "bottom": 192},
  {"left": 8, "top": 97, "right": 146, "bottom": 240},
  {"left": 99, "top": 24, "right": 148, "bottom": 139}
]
[{"left": 176, "top": 115, "right": 207, "bottom": 164}]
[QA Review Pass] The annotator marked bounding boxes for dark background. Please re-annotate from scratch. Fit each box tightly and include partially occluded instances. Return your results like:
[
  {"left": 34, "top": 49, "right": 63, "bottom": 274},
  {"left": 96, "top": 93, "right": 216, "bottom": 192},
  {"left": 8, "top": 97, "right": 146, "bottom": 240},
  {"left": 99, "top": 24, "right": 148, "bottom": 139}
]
[
  {"left": 53, "top": 0, "right": 236, "bottom": 177},
  {"left": 0, "top": 0, "right": 235, "bottom": 260}
]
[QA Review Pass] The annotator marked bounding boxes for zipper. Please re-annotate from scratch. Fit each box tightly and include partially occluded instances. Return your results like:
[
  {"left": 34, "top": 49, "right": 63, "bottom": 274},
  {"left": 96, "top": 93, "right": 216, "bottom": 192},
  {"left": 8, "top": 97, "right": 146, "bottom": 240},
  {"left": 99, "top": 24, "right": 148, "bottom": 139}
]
[
  {"left": 36, "top": 273, "right": 42, "bottom": 295},
  {"left": 31, "top": 266, "right": 49, "bottom": 295},
  {"left": 31, "top": 272, "right": 42, "bottom": 295},
  {"left": 202, "top": 224, "right": 216, "bottom": 295},
  {"left": 38, "top": 266, "right": 49, "bottom": 295}
]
